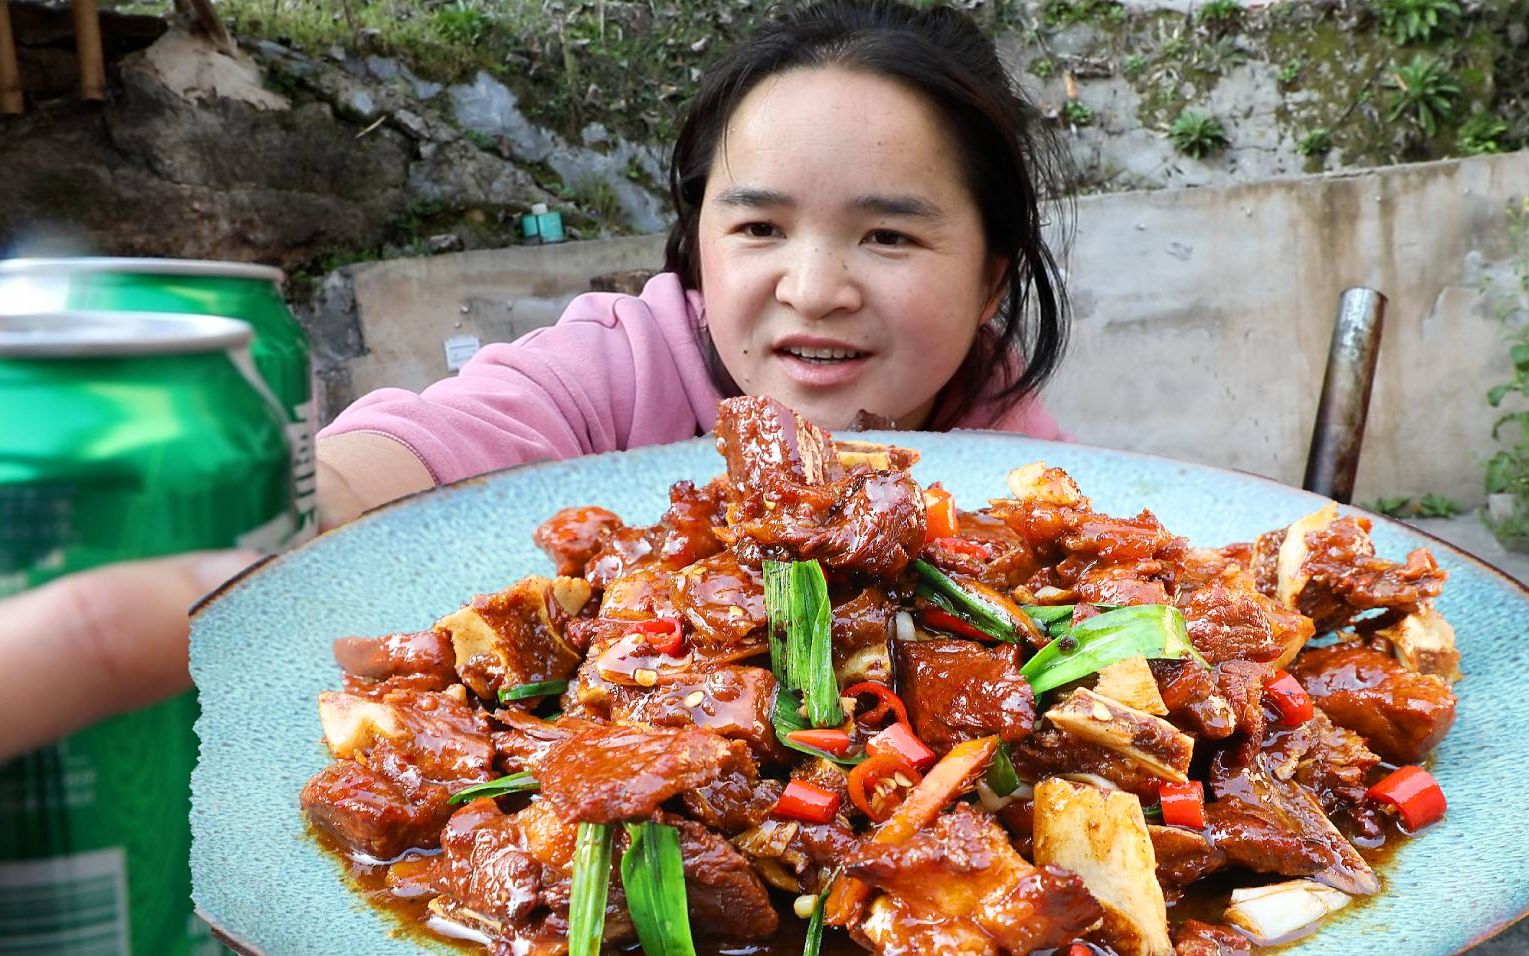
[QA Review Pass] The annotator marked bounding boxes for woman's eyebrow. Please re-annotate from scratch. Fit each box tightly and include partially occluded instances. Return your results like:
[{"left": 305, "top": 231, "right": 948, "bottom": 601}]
[
  {"left": 851, "top": 194, "right": 945, "bottom": 218},
  {"left": 714, "top": 185, "right": 794, "bottom": 208}
]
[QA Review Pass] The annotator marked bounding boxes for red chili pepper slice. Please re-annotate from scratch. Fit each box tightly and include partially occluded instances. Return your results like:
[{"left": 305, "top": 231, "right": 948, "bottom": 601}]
[
  {"left": 848, "top": 752, "right": 922, "bottom": 823},
  {"left": 921, "top": 608, "right": 992, "bottom": 642},
  {"left": 843, "top": 681, "right": 909, "bottom": 729},
  {"left": 628, "top": 617, "right": 684, "bottom": 656},
  {"left": 1367, "top": 765, "right": 1447, "bottom": 831},
  {"left": 785, "top": 728, "right": 855, "bottom": 757},
  {"left": 1158, "top": 779, "right": 1206, "bottom": 830},
  {"left": 924, "top": 486, "right": 958, "bottom": 542},
  {"left": 1263, "top": 669, "right": 1314, "bottom": 726},
  {"left": 772, "top": 779, "right": 842, "bottom": 825},
  {"left": 1066, "top": 944, "right": 1094, "bottom": 956},
  {"left": 866, "top": 721, "right": 936, "bottom": 773},
  {"left": 929, "top": 536, "right": 990, "bottom": 561}
]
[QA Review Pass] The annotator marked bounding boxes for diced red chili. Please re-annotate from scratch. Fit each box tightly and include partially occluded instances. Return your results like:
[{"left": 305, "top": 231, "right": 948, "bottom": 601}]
[
  {"left": 628, "top": 617, "right": 684, "bottom": 656},
  {"left": 785, "top": 728, "right": 854, "bottom": 757},
  {"left": 1263, "top": 669, "right": 1314, "bottom": 726},
  {"left": 843, "top": 681, "right": 909, "bottom": 729},
  {"left": 930, "top": 536, "right": 990, "bottom": 561},
  {"left": 772, "top": 779, "right": 841, "bottom": 825},
  {"left": 921, "top": 608, "right": 991, "bottom": 642},
  {"left": 847, "top": 753, "right": 922, "bottom": 823},
  {"left": 924, "top": 486, "right": 958, "bottom": 542},
  {"left": 866, "top": 721, "right": 936, "bottom": 773},
  {"left": 1157, "top": 779, "right": 1205, "bottom": 830},
  {"left": 1066, "top": 944, "right": 1095, "bottom": 956},
  {"left": 1367, "top": 765, "right": 1447, "bottom": 831}
]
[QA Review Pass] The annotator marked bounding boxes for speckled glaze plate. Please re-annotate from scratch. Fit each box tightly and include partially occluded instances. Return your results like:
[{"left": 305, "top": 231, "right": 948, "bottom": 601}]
[{"left": 190, "top": 433, "right": 1529, "bottom": 955}]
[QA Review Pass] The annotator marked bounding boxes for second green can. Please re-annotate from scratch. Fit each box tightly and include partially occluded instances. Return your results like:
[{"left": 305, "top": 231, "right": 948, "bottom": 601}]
[{"left": 0, "top": 257, "right": 317, "bottom": 540}]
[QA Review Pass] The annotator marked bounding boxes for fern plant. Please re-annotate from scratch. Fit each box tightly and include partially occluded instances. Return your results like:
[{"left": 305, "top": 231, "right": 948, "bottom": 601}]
[
  {"left": 1458, "top": 113, "right": 1511, "bottom": 155},
  {"left": 1168, "top": 110, "right": 1228, "bottom": 158},
  {"left": 1385, "top": 56, "right": 1459, "bottom": 137},
  {"left": 1375, "top": 0, "right": 1460, "bottom": 45}
]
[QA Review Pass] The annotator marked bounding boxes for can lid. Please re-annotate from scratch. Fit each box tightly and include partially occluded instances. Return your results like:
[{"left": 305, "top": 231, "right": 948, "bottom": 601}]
[
  {"left": 0, "top": 312, "right": 254, "bottom": 357},
  {"left": 0, "top": 257, "right": 286, "bottom": 285}
]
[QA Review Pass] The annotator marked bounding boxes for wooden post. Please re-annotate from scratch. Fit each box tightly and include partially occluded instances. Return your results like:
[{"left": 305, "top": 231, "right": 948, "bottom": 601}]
[
  {"left": 0, "top": 1, "right": 23, "bottom": 115},
  {"left": 72, "top": 0, "right": 105, "bottom": 102}
]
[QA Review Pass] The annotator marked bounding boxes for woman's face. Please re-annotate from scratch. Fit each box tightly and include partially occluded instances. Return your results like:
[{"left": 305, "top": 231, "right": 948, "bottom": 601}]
[{"left": 697, "top": 66, "right": 1006, "bottom": 431}]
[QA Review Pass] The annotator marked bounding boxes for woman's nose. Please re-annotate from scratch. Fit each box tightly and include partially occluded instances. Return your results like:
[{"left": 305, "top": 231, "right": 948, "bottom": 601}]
[{"left": 775, "top": 244, "right": 862, "bottom": 320}]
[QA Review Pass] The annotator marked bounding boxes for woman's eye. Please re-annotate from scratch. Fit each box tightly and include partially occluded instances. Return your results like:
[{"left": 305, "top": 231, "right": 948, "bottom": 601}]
[
  {"left": 742, "top": 222, "right": 780, "bottom": 239},
  {"left": 867, "top": 229, "right": 911, "bottom": 247}
]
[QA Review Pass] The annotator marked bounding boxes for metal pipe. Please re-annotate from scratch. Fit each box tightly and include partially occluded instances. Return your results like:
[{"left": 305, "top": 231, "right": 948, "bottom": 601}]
[{"left": 1303, "top": 287, "right": 1386, "bottom": 503}]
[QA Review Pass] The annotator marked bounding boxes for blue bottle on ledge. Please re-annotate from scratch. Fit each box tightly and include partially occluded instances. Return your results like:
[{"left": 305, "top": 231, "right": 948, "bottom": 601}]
[{"left": 520, "top": 203, "right": 566, "bottom": 244}]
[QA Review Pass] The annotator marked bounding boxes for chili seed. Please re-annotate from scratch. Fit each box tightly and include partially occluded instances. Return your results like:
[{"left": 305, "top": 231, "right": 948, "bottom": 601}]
[
  {"left": 683, "top": 691, "right": 705, "bottom": 707},
  {"left": 634, "top": 668, "right": 658, "bottom": 687}
]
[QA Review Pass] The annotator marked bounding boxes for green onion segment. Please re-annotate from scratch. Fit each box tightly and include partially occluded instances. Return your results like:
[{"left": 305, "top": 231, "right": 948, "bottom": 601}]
[
  {"left": 621, "top": 821, "right": 697, "bottom": 956},
  {"left": 499, "top": 679, "right": 570, "bottom": 702},
  {"left": 986, "top": 742, "right": 1021, "bottom": 797},
  {"left": 763, "top": 559, "right": 843, "bottom": 729},
  {"left": 568, "top": 822, "right": 614, "bottom": 956},
  {"left": 1018, "top": 603, "right": 1203, "bottom": 695},
  {"left": 912, "top": 560, "right": 1020, "bottom": 643},
  {"left": 446, "top": 771, "right": 539, "bottom": 805}
]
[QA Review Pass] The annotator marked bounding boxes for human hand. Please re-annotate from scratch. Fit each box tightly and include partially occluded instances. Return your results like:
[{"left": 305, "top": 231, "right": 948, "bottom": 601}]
[{"left": 0, "top": 550, "right": 258, "bottom": 761}]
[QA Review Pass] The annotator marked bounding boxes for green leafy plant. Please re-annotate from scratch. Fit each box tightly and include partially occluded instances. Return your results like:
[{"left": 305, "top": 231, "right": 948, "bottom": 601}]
[
  {"left": 1385, "top": 55, "right": 1459, "bottom": 137},
  {"left": 1298, "top": 127, "right": 1333, "bottom": 156},
  {"left": 1364, "top": 496, "right": 1414, "bottom": 517},
  {"left": 1458, "top": 112, "right": 1511, "bottom": 155},
  {"left": 1197, "top": 0, "right": 1243, "bottom": 29},
  {"left": 1031, "top": 58, "right": 1057, "bottom": 79},
  {"left": 1168, "top": 110, "right": 1228, "bottom": 158},
  {"left": 1484, "top": 198, "right": 1529, "bottom": 550},
  {"left": 1418, "top": 494, "right": 1463, "bottom": 518},
  {"left": 1063, "top": 100, "right": 1095, "bottom": 127},
  {"left": 1278, "top": 56, "right": 1305, "bottom": 86},
  {"left": 1123, "top": 53, "right": 1150, "bottom": 76},
  {"left": 1375, "top": 0, "right": 1460, "bottom": 45},
  {"left": 433, "top": 1, "right": 490, "bottom": 45}
]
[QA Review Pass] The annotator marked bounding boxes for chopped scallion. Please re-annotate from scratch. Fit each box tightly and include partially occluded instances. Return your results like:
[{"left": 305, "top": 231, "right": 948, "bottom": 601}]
[
  {"left": 772, "top": 686, "right": 865, "bottom": 766},
  {"left": 446, "top": 771, "right": 539, "bottom": 804},
  {"left": 568, "top": 822, "right": 614, "bottom": 956},
  {"left": 986, "top": 742, "right": 1021, "bottom": 797},
  {"left": 1018, "top": 604, "right": 1203, "bottom": 695},
  {"left": 621, "top": 822, "right": 696, "bottom": 956},
  {"left": 498, "top": 679, "right": 569, "bottom": 702},
  {"left": 762, "top": 560, "right": 843, "bottom": 729},
  {"left": 912, "top": 560, "right": 1020, "bottom": 643},
  {"left": 803, "top": 873, "right": 836, "bottom": 956}
]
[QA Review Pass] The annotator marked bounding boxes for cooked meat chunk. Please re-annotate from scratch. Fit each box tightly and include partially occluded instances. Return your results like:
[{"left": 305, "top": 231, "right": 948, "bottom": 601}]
[
  {"left": 671, "top": 550, "right": 766, "bottom": 649},
  {"left": 832, "top": 586, "right": 895, "bottom": 686},
  {"left": 538, "top": 724, "right": 752, "bottom": 824},
  {"left": 533, "top": 505, "right": 623, "bottom": 577},
  {"left": 1262, "top": 708, "right": 1381, "bottom": 823},
  {"left": 682, "top": 764, "right": 784, "bottom": 834},
  {"left": 853, "top": 893, "right": 1000, "bottom": 955},
  {"left": 1149, "top": 825, "right": 1226, "bottom": 891},
  {"left": 433, "top": 576, "right": 591, "bottom": 700},
  {"left": 1178, "top": 585, "right": 1283, "bottom": 665},
  {"left": 846, "top": 803, "right": 1102, "bottom": 954},
  {"left": 608, "top": 665, "right": 784, "bottom": 763},
  {"left": 490, "top": 711, "right": 600, "bottom": 776},
  {"left": 895, "top": 638, "right": 1035, "bottom": 752},
  {"left": 1013, "top": 725, "right": 1167, "bottom": 800},
  {"left": 1253, "top": 510, "right": 1447, "bottom": 632},
  {"left": 714, "top": 397, "right": 926, "bottom": 578},
  {"left": 300, "top": 761, "right": 447, "bottom": 860},
  {"left": 1045, "top": 688, "right": 1194, "bottom": 783},
  {"left": 1174, "top": 920, "right": 1253, "bottom": 955},
  {"left": 733, "top": 816, "right": 860, "bottom": 894},
  {"left": 1287, "top": 644, "right": 1457, "bottom": 764},
  {"left": 668, "top": 815, "right": 779, "bottom": 940},
  {"left": 316, "top": 687, "right": 495, "bottom": 789},
  {"left": 583, "top": 480, "right": 727, "bottom": 588},
  {"left": 1207, "top": 753, "right": 1379, "bottom": 896},
  {"left": 333, "top": 630, "right": 457, "bottom": 691}
]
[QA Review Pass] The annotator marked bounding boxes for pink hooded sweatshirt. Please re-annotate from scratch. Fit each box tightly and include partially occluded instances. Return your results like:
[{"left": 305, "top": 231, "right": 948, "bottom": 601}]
[{"left": 319, "top": 273, "right": 1065, "bottom": 485}]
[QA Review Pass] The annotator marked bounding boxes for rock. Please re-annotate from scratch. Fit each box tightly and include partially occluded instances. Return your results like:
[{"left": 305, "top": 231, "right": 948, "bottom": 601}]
[
  {"left": 391, "top": 109, "right": 431, "bottom": 140},
  {"left": 406, "top": 139, "right": 549, "bottom": 208},
  {"left": 428, "top": 233, "right": 465, "bottom": 253},
  {"left": 448, "top": 71, "right": 556, "bottom": 162}
]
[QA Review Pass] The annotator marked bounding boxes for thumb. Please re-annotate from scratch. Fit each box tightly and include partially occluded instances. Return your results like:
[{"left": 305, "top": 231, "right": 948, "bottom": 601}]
[{"left": 0, "top": 550, "right": 259, "bottom": 761}]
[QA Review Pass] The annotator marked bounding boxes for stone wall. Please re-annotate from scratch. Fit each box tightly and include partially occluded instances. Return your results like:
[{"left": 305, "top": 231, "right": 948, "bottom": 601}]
[{"left": 316, "top": 150, "right": 1529, "bottom": 507}]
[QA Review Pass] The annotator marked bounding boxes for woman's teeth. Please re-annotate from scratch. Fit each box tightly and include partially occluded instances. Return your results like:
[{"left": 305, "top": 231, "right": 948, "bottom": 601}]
[{"left": 784, "top": 346, "right": 866, "bottom": 362}]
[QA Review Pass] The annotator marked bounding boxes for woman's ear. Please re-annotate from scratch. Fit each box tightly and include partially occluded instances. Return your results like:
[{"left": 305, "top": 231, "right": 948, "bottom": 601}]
[{"left": 980, "top": 256, "right": 1011, "bottom": 325}]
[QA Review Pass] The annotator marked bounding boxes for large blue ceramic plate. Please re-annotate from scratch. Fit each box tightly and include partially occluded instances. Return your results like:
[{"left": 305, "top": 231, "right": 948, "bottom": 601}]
[{"left": 190, "top": 433, "right": 1529, "bottom": 955}]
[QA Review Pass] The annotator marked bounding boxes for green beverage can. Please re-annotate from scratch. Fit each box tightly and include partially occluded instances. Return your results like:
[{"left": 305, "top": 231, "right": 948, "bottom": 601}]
[
  {"left": 0, "top": 312, "right": 299, "bottom": 955},
  {"left": 0, "top": 257, "right": 316, "bottom": 541}
]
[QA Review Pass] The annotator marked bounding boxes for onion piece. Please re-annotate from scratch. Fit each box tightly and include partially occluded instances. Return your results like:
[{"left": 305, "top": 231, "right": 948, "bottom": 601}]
[{"left": 1224, "top": 879, "right": 1351, "bottom": 945}]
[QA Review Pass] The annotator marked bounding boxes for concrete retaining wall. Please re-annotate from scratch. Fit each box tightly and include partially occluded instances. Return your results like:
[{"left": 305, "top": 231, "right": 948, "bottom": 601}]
[{"left": 323, "top": 150, "right": 1529, "bottom": 506}]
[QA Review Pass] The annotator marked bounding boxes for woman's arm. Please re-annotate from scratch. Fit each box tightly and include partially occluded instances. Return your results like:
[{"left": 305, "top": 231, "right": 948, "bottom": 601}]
[{"left": 316, "top": 431, "right": 436, "bottom": 531}]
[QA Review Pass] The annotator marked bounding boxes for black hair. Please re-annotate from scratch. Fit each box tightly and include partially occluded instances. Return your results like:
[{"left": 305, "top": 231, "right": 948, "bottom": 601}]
[{"left": 664, "top": 0, "right": 1073, "bottom": 429}]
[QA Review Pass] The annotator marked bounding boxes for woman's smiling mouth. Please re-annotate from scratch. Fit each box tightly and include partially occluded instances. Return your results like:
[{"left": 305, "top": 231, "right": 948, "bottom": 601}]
[{"left": 773, "top": 337, "right": 874, "bottom": 386}]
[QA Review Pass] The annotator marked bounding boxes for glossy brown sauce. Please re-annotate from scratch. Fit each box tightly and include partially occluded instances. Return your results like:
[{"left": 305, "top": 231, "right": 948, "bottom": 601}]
[{"left": 312, "top": 810, "right": 1412, "bottom": 955}]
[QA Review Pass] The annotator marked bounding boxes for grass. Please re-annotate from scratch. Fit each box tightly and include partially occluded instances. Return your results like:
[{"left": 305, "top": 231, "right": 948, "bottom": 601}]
[{"left": 1168, "top": 109, "right": 1228, "bottom": 158}]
